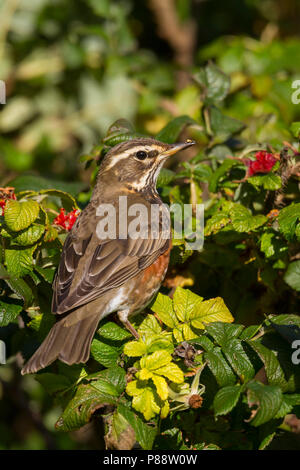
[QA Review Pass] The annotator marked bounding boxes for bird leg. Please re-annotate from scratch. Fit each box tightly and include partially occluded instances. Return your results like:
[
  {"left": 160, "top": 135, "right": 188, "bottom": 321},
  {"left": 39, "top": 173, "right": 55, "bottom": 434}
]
[{"left": 118, "top": 310, "right": 139, "bottom": 339}]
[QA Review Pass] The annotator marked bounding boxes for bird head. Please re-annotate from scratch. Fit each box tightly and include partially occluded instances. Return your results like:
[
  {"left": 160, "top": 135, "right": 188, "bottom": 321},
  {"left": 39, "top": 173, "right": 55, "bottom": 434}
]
[{"left": 97, "top": 138, "right": 195, "bottom": 193}]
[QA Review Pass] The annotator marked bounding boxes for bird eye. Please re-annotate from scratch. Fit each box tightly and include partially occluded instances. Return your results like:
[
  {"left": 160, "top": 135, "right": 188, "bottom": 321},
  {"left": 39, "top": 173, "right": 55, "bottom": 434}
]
[{"left": 136, "top": 150, "right": 147, "bottom": 160}]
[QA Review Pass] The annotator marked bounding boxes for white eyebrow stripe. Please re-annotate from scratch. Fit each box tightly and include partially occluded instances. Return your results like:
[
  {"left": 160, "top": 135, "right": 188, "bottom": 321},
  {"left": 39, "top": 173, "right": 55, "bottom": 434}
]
[{"left": 104, "top": 145, "right": 162, "bottom": 171}]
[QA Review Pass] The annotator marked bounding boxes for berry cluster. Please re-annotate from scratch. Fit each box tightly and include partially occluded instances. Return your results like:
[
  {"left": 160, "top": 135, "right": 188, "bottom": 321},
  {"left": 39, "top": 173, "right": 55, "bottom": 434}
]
[
  {"left": 246, "top": 151, "right": 277, "bottom": 176},
  {"left": 0, "top": 188, "right": 16, "bottom": 215}
]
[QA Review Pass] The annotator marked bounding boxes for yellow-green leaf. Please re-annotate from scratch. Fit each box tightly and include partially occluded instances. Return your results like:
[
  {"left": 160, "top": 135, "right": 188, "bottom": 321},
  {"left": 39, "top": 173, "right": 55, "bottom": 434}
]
[
  {"left": 44, "top": 224, "right": 58, "bottom": 242},
  {"left": 131, "top": 387, "right": 161, "bottom": 420},
  {"left": 173, "top": 287, "right": 203, "bottom": 322},
  {"left": 4, "top": 200, "right": 40, "bottom": 231},
  {"left": 138, "top": 368, "right": 153, "bottom": 380},
  {"left": 140, "top": 350, "right": 172, "bottom": 371},
  {"left": 182, "top": 322, "right": 198, "bottom": 340},
  {"left": 12, "top": 224, "right": 45, "bottom": 246},
  {"left": 230, "top": 205, "right": 267, "bottom": 233},
  {"left": 190, "top": 297, "right": 234, "bottom": 329},
  {"left": 160, "top": 400, "right": 170, "bottom": 419},
  {"left": 126, "top": 380, "right": 143, "bottom": 397},
  {"left": 173, "top": 326, "right": 184, "bottom": 343},
  {"left": 138, "top": 314, "right": 162, "bottom": 336},
  {"left": 124, "top": 341, "right": 147, "bottom": 357},
  {"left": 151, "top": 293, "right": 178, "bottom": 328},
  {"left": 5, "top": 245, "right": 36, "bottom": 277},
  {"left": 155, "top": 362, "right": 184, "bottom": 384}
]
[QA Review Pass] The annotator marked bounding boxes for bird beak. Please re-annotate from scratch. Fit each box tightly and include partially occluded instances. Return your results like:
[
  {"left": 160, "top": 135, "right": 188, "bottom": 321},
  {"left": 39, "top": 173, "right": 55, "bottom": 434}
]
[{"left": 160, "top": 140, "right": 196, "bottom": 159}]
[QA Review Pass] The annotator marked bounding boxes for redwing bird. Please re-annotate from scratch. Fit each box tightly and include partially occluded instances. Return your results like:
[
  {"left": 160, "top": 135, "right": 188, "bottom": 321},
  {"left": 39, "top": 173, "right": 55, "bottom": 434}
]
[{"left": 21, "top": 138, "right": 195, "bottom": 374}]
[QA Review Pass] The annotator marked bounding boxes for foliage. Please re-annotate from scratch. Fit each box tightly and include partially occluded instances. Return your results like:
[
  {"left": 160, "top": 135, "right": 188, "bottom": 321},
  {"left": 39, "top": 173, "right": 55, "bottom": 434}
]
[{"left": 1, "top": 88, "right": 300, "bottom": 448}]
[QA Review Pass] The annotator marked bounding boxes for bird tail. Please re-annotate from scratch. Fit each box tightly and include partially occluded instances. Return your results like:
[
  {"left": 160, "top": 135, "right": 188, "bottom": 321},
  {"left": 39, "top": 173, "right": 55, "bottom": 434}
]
[{"left": 21, "top": 311, "right": 101, "bottom": 375}]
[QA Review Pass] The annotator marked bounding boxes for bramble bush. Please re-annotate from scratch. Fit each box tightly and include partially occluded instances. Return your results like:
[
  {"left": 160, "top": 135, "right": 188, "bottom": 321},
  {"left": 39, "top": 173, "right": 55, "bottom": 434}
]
[{"left": 1, "top": 61, "right": 300, "bottom": 450}]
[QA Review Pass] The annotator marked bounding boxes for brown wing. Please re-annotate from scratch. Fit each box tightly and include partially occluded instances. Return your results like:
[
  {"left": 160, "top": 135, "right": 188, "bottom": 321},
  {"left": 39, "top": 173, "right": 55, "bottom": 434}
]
[{"left": 52, "top": 197, "right": 170, "bottom": 314}]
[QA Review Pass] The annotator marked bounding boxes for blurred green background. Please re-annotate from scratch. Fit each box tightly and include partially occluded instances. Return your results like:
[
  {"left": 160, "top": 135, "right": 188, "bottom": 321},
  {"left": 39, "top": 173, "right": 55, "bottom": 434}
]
[{"left": 0, "top": 0, "right": 300, "bottom": 450}]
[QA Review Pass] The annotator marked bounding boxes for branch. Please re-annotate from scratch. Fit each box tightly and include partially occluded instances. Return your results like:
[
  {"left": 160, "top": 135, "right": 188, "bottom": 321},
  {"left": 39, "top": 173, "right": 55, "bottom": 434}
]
[{"left": 148, "top": 0, "right": 196, "bottom": 87}]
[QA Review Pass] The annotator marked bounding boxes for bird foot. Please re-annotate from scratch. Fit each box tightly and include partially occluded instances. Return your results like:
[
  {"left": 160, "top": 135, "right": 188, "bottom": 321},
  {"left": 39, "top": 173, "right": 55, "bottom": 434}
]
[{"left": 117, "top": 311, "right": 140, "bottom": 339}]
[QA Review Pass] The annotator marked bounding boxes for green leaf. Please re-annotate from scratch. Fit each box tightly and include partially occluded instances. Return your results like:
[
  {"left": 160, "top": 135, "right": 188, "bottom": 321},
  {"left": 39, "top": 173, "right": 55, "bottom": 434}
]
[
  {"left": 4, "top": 200, "right": 40, "bottom": 232},
  {"left": 188, "top": 334, "right": 215, "bottom": 351},
  {"left": 90, "top": 338, "right": 120, "bottom": 367},
  {"left": 5, "top": 245, "right": 36, "bottom": 277},
  {"left": 222, "top": 338, "right": 255, "bottom": 382},
  {"left": 260, "top": 232, "right": 287, "bottom": 260},
  {"left": 284, "top": 260, "right": 300, "bottom": 291},
  {"left": 34, "top": 266, "right": 56, "bottom": 284},
  {"left": 258, "top": 324, "right": 300, "bottom": 393},
  {"left": 269, "top": 314, "right": 300, "bottom": 328},
  {"left": 230, "top": 204, "right": 267, "bottom": 232},
  {"left": 214, "top": 385, "right": 243, "bottom": 416},
  {"left": 0, "top": 263, "right": 33, "bottom": 306},
  {"left": 268, "top": 317, "right": 300, "bottom": 344},
  {"left": 194, "top": 63, "right": 230, "bottom": 104},
  {"left": 247, "top": 341, "right": 288, "bottom": 391},
  {"left": 0, "top": 299, "right": 22, "bottom": 326},
  {"left": 204, "top": 213, "right": 231, "bottom": 236},
  {"left": 104, "top": 410, "right": 135, "bottom": 450},
  {"left": 209, "top": 107, "right": 245, "bottom": 140},
  {"left": 55, "top": 382, "right": 116, "bottom": 432},
  {"left": 249, "top": 173, "right": 282, "bottom": 190},
  {"left": 91, "top": 378, "right": 121, "bottom": 397},
  {"left": 290, "top": 122, "right": 300, "bottom": 138},
  {"left": 283, "top": 393, "right": 300, "bottom": 408},
  {"left": 209, "top": 159, "right": 240, "bottom": 193},
  {"left": 95, "top": 366, "right": 126, "bottom": 394},
  {"left": 278, "top": 203, "right": 300, "bottom": 241},
  {"left": 239, "top": 324, "right": 262, "bottom": 340},
  {"left": 39, "top": 189, "right": 78, "bottom": 212},
  {"left": 204, "top": 347, "right": 236, "bottom": 387},
  {"left": 8, "top": 175, "right": 86, "bottom": 197},
  {"left": 260, "top": 232, "right": 275, "bottom": 258},
  {"left": 246, "top": 381, "right": 283, "bottom": 427},
  {"left": 10, "top": 224, "right": 45, "bottom": 246},
  {"left": 205, "top": 322, "right": 244, "bottom": 346},
  {"left": 155, "top": 115, "right": 195, "bottom": 143},
  {"left": 258, "top": 421, "right": 280, "bottom": 450},
  {"left": 98, "top": 321, "right": 132, "bottom": 341}
]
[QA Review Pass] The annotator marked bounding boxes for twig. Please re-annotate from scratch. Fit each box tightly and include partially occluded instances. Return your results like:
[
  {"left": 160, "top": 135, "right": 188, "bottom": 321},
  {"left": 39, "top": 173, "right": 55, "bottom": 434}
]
[{"left": 148, "top": 0, "right": 196, "bottom": 88}]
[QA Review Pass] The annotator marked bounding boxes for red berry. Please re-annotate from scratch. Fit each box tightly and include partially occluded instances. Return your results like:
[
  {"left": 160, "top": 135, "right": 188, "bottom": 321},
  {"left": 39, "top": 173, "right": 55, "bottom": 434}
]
[
  {"left": 246, "top": 151, "right": 276, "bottom": 176},
  {"left": 0, "top": 199, "right": 6, "bottom": 215},
  {"left": 53, "top": 208, "right": 80, "bottom": 231}
]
